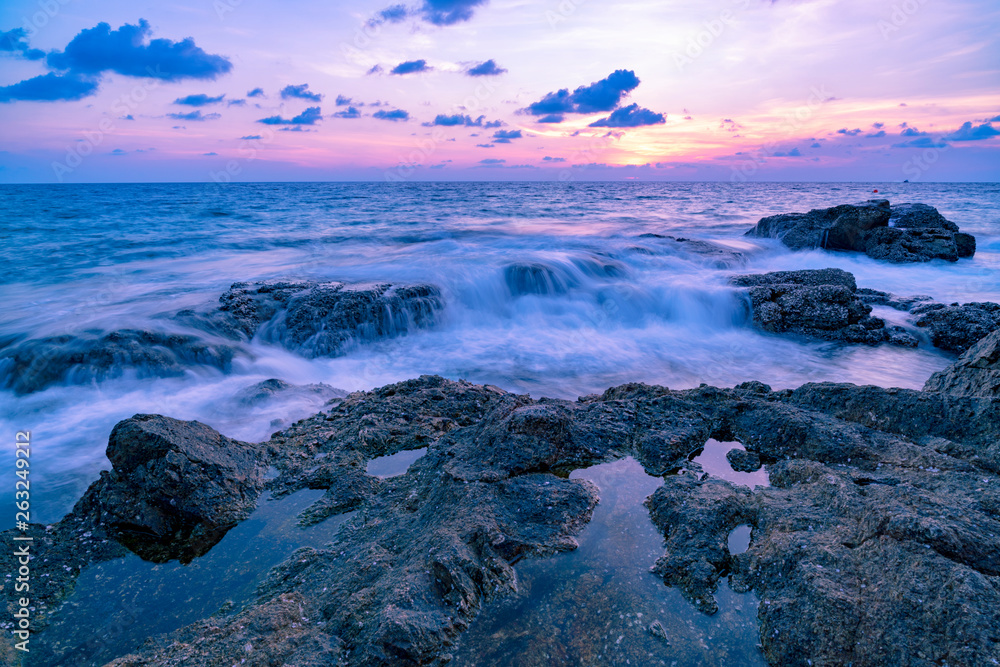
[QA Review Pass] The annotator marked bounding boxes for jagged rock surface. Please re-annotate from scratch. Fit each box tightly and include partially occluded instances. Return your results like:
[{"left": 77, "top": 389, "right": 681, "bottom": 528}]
[
  {"left": 925, "top": 328, "right": 1000, "bottom": 397},
  {"left": 730, "top": 268, "right": 917, "bottom": 346},
  {"left": 912, "top": 301, "right": 1000, "bottom": 354},
  {"left": 218, "top": 280, "right": 443, "bottom": 355},
  {"left": 745, "top": 201, "right": 976, "bottom": 263},
  {"left": 6, "top": 374, "right": 999, "bottom": 667},
  {"left": 0, "top": 329, "right": 237, "bottom": 395}
]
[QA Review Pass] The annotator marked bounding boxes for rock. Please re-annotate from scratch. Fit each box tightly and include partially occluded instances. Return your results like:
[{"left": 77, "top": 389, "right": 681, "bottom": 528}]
[
  {"left": 0, "top": 329, "right": 237, "bottom": 395},
  {"left": 726, "top": 448, "right": 762, "bottom": 472},
  {"left": 635, "top": 235, "right": 749, "bottom": 267},
  {"left": 218, "top": 280, "right": 443, "bottom": 356},
  {"left": 647, "top": 620, "right": 670, "bottom": 644},
  {"left": 234, "top": 378, "right": 345, "bottom": 407},
  {"left": 912, "top": 302, "right": 1000, "bottom": 353},
  {"left": 745, "top": 199, "right": 890, "bottom": 251},
  {"left": 503, "top": 263, "right": 575, "bottom": 296},
  {"left": 924, "top": 328, "right": 1000, "bottom": 397},
  {"left": 745, "top": 201, "right": 976, "bottom": 263},
  {"left": 93, "top": 414, "right": 267, "bottom": 563},
  {"left": 855, "top": 288, "right": 934, "bottom": 312},
  {"left": 730, "top": 268, "right": 918, "bottom": 346},
  {"left": 15, "top": 376, "right": 1000, "bottom": 666}
]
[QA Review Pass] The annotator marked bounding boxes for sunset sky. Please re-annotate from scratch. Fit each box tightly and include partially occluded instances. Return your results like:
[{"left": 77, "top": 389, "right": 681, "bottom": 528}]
[{"left": 1, "top": 0, "right": 998, "bottom": 182}]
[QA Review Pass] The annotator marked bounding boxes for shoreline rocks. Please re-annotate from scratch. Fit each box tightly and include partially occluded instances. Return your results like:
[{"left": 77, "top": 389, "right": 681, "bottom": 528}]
[
  {"left": 7, "top": 371, "right": 999, "bottom": 666},
  {"left": 745, "top": 200, "right": 976, "bottom": 263},
  {"left": 730, "top": 268, "right": 917, "bottom": 346},
  {"left": 924, "top": 328, "right": 1000, "bottom": 397}
]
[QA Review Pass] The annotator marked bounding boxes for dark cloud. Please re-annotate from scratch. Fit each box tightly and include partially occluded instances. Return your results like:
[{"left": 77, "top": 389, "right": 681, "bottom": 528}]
[
  {"left": 476, "top": 143, "right": 494, "bottom": 148},
  {"left": 240, "top": 135, "right": 262, "bottom": 140},
  {"left": 203, "top": 152, "right": 218, "bottom": 156},
  {"left": 589, "top": 103, "right": 665, "bottom": 128},
  {"left": 773, "top": 148, "right": 802, "bottom": 157},
  {"left": 810, "top": 142, "right": 821, "bottom": 148},
  {"left": 281, "top": 84, "right": 322, "bottom": 101},
  {"left": 872, "top": 122, "right": 885, "bottom": 129},
  {"left": 367, "top": 64, "right": 384, "bottom": 75},
  {"left": 542, "top": 156, "right": 566, "bottom": 162},
  {"left": 891, "top": 137, "right": 948, "bottom": 149},
  {"left": 333, "top": 106, "right": 362, "bottom": 119},
  {"left": 0, "top": 72, "right": 99, "bottom": 102},
  {"left": 173, "top": 93, "right": 225, "bottom": 106},
  {"left": 371, "top": 0, "right": 488, "bottom": 26},
  {"left": 335, "top": 94, "right": 354, "bottom": 106},
  {"left": 492, "top": 129, "right": 522, "bottom": 143},
  {"left": 373, "top": 108, "right": 410, "bottom": 121},
  {"left": 47, "top": 20, "right": 232, "bottom": 81},
  {"left": 0, "top": 28, "right": 44, "bottom": 60},
  {"left": 479, "top": 158, "right": 505, "bottom": 165},
  {"left": 167, "top": 110, "right": 221, "bottom": 121},
  {"left": 391, "top": 59, "right": 430, "bottom": 75},
  {"left": 422, "top": 0, "right": 488, "bottom": 25},
  {"left": 900, "top": 127, "right": 928, "bottom": 137},
  {"left": 523, "top": 70, "right": 640, "bottom": 118},
  {"left": 537, "top": 114, "right": 564, "bottom": 123},
  {"left": 865, "top": 130, "right": 886, "bottom": 138},
  {"left": 836, "top": 128, "right": 862, "bottom": 136},
  {"left": 110, "top": 148, "right": 127, "bottom": 155},
  {"left": 247, "top": 87, "right": 265, "bottom": 97},
  {"left": 424, "top": 113, "right": 500, "bottom": 127},
  {"left": 257, "top": 106, "right": 322, "bottom": 125},
  {"left": 372, "top": 4, "right": 409, "bottom": 24},
  {"left": 945, "top": 121, "right": 999, "bottom": 142},
  {"left": 466, "top": 59, "right": 506, "bottom": 76},
  {"left": 990, "top": 115, "right": 1000, "bottom": 122},
  {"left": 227, "top": 99, "right": 246, "bottom": 106}
]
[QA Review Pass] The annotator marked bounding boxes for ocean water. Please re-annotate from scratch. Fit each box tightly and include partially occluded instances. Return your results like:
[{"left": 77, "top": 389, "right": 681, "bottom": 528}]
[{"left": 1, "top": 181, "right": 999, "bottom": 523}]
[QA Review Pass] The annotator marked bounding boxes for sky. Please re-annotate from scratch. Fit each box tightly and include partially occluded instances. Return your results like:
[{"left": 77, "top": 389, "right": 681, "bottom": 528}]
[{"left": 0, "top": 0, "right": 998, "bottom": 183}]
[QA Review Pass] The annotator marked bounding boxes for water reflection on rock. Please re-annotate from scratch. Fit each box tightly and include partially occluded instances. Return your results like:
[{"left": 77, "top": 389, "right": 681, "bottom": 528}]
[{"left": 452, "top": 457, "right": 764, "bottom": 666}]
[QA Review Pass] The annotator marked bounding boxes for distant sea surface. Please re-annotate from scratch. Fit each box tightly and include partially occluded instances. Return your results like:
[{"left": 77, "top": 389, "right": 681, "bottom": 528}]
[{"left": 2, "top": 181, "right": 999, "bottom": 522}]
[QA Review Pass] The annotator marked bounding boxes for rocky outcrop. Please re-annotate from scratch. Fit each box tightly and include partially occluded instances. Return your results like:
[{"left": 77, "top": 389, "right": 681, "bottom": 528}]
[
  {"left": 745, "top": 200, "right": 976, "bottom": 263},
  {"left": 634, "top": 234, "right": 749, "bottom": 268},
  {"left": 912, "top": 301, "right": 1000, "bottom": 354},
  {"left": 924, "top": 328, "right": 1000, "bottom": 397},
  {"left": 219, "top": 280, "right": 443, "bottom": 356},
  {"left": 12, "top": 373, "right": 1000, "bottom": 666},
  {"left": 0, "top": 329, "right": 237, "bottom": 395},
  {"left": 730, "top": 268, "right": 917, "bottom": 346}
]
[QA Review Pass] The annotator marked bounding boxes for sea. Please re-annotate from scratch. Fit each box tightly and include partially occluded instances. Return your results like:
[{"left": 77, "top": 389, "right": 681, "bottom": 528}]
[{"left": 2, "top": 181, "right": 998, "bottom": 524}]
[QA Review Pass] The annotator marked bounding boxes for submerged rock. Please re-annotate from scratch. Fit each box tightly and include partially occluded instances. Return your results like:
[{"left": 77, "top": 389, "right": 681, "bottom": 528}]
[
  {"left": 219, "top": 280, "right": 443, "bottom": 356},
  {"left": 912, "top": 301, "right": 1000, "bottom": 354},
  {"left": 234, "top": 378, "right": 345, "bottom": 407},
  {"left": 730, "top": 268, "right": 918, "bottom": 346},
  {"left": 745, "top": 200, "right": 976, "bottom": 263},
  {"left": 0, "top": 329, "right": 237, "bottom": 395},
  {"left": 924, "top": 328, "right": 1000, "bottom": 397}
]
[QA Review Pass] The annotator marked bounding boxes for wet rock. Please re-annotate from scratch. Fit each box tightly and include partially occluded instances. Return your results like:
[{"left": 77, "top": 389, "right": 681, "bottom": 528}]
[
  {"left": 746, "top": 201, "right": 976, "bottom": 263},
  {"left": 855, "top": 288, "right": 934, "bottom": 312},
  {"left": 90, "top": 414, "right": 267, "bottom": 563},
  {"left": 503, "top": 263, "right": 575, "bottom": 296},
  {"left": 0, "top": 329, "right": 237, "bottom": 395},
  {"left": 745, "top": 199, "right": 890, "bottom": 251},
  {"left": 218, "top": 280, "right": 443, "bottom": 355},
  {"left": 727, "top": 448, "right": 762, "bottom": 472},
  {"left": 15, "top": 375, "right": 1000, "bottom": 666},
  {"left": 730, "top": 268, "right": 918, "bottom": 346},
  {"left": 234, "top": 378, "right": 345, "bottom": 407},
  {"left": 924, "top": 328, "right": 1000, "bottom": 397},
  {"left": 912, "top": 301, "right": 1000, "bottom": 353},
  {"left": 636, "top": 234, "right": 749, "bottom": 267}
]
